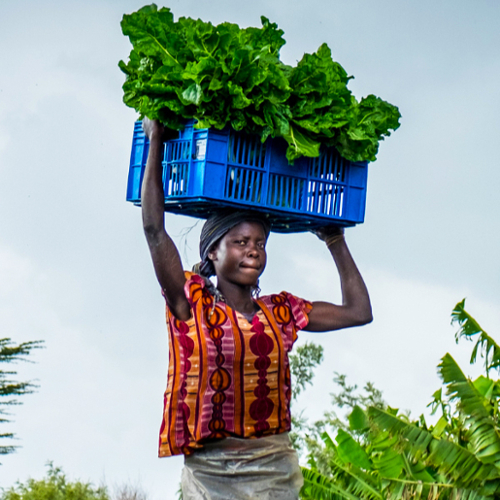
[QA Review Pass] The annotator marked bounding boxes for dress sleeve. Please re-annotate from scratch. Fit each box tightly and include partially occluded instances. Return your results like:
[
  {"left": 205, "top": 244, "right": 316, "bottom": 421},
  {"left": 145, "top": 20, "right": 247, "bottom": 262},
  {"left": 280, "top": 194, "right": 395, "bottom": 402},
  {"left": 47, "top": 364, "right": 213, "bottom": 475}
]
[
  {"left": 259, "top": 291, "right": 313, "bottom": 349},
  {"left": 282, "top": 292, "right": 313, "bottom": 332},
  {"left": 182, "top": 271, "right": 206, "bottom": 308}
]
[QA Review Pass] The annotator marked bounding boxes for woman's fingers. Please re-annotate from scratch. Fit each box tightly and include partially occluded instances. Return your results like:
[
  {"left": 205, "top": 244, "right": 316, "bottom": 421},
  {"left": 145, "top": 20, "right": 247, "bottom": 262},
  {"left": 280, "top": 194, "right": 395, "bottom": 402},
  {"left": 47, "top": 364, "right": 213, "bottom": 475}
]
[
  {"left": 142, "top": 117, "right": 164, "bottom": 140},
  {"left": 312, "top": 225, "right": 344, "bottom": 241}
]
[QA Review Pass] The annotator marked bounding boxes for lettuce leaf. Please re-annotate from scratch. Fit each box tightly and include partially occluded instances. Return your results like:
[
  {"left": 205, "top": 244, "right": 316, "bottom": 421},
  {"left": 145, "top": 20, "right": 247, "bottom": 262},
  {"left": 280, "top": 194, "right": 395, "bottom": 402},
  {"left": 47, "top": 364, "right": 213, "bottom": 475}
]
[{"left": 119, "top": 4, "right": 401, "bottom": 162}]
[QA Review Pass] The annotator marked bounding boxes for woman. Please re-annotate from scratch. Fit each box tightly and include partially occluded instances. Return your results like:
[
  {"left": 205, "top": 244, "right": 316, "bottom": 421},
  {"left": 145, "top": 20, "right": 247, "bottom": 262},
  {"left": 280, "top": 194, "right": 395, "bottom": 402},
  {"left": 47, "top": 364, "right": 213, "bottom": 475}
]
[{"left": 141, "top": 118, "right": 372, "bottom": 499}]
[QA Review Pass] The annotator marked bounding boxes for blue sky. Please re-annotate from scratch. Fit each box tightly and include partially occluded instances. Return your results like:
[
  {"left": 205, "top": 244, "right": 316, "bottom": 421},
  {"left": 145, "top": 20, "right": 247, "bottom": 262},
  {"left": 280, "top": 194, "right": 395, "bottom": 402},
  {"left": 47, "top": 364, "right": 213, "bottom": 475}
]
[{"left": 1, "top": 0, "right": 499, "bottom": 497}]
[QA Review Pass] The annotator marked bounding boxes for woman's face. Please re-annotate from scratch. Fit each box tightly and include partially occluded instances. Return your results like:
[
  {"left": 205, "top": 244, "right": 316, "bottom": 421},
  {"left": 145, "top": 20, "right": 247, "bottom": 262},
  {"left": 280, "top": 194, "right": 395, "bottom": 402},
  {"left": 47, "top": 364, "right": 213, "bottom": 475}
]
[{"left": 208, "top": 221, "right": 267, "bottom": 287}]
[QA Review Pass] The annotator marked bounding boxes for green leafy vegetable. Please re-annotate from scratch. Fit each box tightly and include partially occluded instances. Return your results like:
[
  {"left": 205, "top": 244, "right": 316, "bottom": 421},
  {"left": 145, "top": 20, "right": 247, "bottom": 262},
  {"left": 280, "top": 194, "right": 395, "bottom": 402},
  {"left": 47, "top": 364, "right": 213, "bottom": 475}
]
[{"left": 119, "top": 4, "right": 401, "bottom": 162}]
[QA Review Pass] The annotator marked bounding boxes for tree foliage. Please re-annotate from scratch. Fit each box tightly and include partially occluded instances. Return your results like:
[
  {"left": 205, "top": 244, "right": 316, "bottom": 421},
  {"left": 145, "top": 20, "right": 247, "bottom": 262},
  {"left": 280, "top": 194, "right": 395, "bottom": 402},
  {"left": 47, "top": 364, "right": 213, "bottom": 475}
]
[
  {"left": 290, "top": 342, "right": 324, "bottom": 400},
  {"left": 113, "top": 484, "right": 147, "bottom": 500},
  {"left": 0, "top": 463, "right": 109, "bottom": 500},
  {"left": 296, "top": 300, "right": 500, "bottom": 499},
  {"left": 0, "top": 338, "right": 43, "bottom": 458},
  {"left": 0, "top": 464, "right": 152, "bottom": 500},
  {"left": 289, "top": 342, "right": 324, "bottom": 452}
]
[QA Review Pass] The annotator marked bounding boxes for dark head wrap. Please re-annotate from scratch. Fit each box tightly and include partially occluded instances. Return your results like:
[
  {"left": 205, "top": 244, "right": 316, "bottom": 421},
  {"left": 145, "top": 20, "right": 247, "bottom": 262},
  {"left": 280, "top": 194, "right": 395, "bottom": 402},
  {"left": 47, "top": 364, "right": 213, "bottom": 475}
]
[{"left": 193, "top": 210, "right": 271, "bottom": 278}]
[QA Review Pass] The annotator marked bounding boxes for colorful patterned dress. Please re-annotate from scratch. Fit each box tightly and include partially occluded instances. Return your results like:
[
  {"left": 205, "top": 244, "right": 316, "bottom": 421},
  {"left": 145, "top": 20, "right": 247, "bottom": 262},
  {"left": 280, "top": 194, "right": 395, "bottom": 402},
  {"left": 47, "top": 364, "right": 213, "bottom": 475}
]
[{"left": 159, "top": 272, "right": 312, "bottom": 457}]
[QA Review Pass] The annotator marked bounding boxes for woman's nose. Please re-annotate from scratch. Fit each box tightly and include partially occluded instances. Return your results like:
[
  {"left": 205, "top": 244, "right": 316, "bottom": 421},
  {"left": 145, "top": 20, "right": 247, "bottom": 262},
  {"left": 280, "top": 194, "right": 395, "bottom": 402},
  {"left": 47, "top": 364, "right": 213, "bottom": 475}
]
[{"left": 247, "top": 244, "right": 259, "bottom": 257}]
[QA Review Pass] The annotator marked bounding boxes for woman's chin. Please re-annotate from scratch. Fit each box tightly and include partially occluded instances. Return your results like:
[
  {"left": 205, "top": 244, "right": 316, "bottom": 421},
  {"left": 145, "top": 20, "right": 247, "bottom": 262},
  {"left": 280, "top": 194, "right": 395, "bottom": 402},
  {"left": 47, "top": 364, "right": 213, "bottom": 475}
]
[{"left": 239, "top": 268, "right": 262, "bottom": 282}]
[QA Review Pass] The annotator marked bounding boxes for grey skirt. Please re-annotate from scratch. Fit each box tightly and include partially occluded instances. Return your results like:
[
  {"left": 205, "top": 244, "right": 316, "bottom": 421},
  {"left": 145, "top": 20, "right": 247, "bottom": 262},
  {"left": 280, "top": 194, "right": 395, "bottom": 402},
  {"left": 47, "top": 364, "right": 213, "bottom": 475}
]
[{"left": 181, "top": 433, "right": 303, "bottom": 500}]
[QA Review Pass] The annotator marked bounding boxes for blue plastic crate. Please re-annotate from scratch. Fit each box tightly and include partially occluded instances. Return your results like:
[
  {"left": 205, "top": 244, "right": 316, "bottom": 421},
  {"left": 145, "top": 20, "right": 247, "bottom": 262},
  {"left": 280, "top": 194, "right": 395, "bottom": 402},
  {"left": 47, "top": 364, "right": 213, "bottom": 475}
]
[{"left": 126, "top": 120, "right": 368, "bottom": 233}]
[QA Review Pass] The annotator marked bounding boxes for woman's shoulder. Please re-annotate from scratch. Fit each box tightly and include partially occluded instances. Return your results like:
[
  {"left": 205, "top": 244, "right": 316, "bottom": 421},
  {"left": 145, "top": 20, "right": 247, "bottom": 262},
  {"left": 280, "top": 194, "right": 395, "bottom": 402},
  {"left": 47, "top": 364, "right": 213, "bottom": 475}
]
[
  {"left": 260, "top": 290, "right": 311, "bottom": 306},
  {"left": 183, "top": 270, "right": 204, "bottom": 284},
  {"left": 182, "top": 271, "right": 211, "bottom": 302},
  {"left": 259, "top": 291, "right": 312, "bottom": 321}
]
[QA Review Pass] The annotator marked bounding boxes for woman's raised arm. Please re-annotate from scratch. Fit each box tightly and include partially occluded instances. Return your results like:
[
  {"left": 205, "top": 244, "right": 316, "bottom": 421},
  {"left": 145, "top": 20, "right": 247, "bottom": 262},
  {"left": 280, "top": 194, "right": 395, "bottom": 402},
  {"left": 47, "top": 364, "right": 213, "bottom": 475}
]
[
  {"left": 141, "top": 118, "right": 190, "bottom": 321},
  {"left": 304, "top": 227, "right": 373, "bottom": 332}
]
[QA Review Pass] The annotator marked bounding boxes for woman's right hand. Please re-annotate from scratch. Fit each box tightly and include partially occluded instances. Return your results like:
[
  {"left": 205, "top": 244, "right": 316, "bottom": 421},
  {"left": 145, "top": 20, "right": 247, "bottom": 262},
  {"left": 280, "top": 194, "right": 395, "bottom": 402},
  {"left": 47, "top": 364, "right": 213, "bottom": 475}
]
[{"left": 142, "top": 117, "right": 165, "bottom": 142}]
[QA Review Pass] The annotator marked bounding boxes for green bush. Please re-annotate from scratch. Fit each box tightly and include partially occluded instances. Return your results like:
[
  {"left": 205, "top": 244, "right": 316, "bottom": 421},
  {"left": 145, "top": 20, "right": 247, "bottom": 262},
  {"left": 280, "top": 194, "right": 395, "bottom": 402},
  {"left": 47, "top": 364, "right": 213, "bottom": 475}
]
[{"left": 1, "top": 463, "right": 109, "bottom": 500}]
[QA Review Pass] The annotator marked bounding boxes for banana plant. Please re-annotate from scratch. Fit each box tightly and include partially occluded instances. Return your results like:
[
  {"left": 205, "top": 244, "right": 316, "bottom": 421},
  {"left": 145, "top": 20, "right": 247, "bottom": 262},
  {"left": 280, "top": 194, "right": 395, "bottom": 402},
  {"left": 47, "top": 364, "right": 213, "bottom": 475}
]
[{"left": 299, "top": 300, "right": 500, "bottom": 500}]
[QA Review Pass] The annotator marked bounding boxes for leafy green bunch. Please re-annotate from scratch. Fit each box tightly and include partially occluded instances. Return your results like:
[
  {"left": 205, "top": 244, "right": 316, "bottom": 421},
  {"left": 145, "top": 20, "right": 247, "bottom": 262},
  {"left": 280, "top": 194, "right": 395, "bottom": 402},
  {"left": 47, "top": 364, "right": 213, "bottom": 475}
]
[{"left": 119, "top": 4, "right": 401, "bottom": 162}]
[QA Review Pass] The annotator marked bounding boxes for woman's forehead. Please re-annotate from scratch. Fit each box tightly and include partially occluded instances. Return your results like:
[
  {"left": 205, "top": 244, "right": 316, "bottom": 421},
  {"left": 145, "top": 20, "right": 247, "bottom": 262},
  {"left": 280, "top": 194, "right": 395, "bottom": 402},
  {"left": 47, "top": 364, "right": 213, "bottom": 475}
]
[{"left": 225, "top": 221, "right": 268, "bottom": 239}]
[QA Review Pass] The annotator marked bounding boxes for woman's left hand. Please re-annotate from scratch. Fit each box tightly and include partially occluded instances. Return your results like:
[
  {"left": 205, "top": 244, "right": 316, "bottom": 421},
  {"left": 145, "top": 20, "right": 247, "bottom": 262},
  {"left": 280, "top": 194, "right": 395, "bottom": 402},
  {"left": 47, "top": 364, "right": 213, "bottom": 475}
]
[{"left": 311, "top": 225, "right": 345, "bottom": 248}]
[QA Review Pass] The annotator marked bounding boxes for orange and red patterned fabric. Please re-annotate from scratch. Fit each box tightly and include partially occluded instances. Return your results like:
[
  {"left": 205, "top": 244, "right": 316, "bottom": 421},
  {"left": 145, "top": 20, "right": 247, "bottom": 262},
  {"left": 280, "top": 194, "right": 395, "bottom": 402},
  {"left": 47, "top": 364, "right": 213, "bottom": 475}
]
[{"left": 159, "top": 272, "right": 312, "bottom": 457}]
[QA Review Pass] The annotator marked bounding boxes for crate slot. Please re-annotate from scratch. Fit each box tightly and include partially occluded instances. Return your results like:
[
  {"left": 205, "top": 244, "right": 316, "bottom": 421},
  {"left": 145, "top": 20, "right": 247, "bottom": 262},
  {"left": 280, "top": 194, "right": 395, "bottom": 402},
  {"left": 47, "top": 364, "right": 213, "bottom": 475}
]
[
  {"left": 226, "top": 167, "right": 263, "bottom": 204},
  {"left": 267, "top": 174, "right": 305, "bottom": 211},
  {"left": 228, "top": 132, "right": 266, "bottom": 168},
  {"left": 168, "top": 140, "right": 191, "bottom": 161},
  {"left": 310, "top": 149, "right": 346, "bottom": 183},
  {"left": 165, "top": 162, "right": 189, "bottom": 196},
  {"left": 307, "top": 181, "right": 344, "bottom": 216}
]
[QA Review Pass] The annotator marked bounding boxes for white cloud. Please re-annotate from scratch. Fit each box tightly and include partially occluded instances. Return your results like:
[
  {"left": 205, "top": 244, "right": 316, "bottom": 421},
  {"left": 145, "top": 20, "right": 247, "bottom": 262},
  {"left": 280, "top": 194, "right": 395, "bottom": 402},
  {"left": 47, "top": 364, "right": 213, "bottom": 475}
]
[{"left": 0, "top": 247, "right": 35, "bottom": 297}]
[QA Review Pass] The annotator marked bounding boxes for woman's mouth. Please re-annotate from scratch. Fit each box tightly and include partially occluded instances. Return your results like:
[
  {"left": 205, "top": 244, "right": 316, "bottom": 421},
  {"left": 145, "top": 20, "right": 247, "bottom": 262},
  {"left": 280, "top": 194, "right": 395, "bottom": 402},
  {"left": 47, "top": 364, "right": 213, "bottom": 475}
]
[{"left": 240, "top": 263, "right": 260, "bottom": 270}]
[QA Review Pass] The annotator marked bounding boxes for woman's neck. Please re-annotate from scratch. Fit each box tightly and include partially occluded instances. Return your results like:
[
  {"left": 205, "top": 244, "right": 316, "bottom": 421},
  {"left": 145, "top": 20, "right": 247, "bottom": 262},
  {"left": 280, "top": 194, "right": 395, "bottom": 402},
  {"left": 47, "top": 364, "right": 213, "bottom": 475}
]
[{"left": 216, "top": 280, "right": 257, "bottom": 315}]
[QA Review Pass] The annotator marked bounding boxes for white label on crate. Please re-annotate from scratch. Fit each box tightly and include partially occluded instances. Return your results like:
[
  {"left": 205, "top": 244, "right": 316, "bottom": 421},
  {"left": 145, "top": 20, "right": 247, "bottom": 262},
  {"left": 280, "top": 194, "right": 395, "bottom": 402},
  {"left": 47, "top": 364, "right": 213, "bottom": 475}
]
[{"left": 195, "top": 139, "right": 207, "bottom": 160}]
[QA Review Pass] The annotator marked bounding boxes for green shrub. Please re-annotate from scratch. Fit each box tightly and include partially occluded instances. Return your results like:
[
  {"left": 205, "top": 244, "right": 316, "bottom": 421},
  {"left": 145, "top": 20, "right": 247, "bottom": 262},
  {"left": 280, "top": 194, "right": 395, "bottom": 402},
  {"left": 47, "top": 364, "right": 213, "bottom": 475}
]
[{"left": 1, "top": 463, "right": 109, "bottom": 500}]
